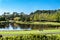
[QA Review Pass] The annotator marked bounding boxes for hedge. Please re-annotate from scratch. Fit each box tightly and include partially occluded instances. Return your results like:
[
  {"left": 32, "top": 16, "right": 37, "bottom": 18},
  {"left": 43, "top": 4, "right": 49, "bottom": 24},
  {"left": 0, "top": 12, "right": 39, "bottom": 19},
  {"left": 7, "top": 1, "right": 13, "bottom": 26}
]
[{"left": 0, "top": 34, "right": 60, "bottom": 40}]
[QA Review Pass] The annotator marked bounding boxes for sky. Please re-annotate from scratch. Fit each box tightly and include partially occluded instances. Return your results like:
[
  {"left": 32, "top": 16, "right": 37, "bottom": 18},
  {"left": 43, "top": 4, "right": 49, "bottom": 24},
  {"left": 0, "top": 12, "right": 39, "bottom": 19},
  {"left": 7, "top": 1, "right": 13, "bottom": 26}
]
[{"left": 0, "top": 0, "right": 60, "bottom": 15}]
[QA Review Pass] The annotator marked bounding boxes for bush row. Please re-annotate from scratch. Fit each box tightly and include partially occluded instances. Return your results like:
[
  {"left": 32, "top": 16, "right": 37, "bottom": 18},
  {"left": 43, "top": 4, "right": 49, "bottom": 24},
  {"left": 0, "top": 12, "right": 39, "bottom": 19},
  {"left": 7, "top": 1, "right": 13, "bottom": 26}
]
[{"left": 0, "top": 34, "right": 60, "bottom": 40}]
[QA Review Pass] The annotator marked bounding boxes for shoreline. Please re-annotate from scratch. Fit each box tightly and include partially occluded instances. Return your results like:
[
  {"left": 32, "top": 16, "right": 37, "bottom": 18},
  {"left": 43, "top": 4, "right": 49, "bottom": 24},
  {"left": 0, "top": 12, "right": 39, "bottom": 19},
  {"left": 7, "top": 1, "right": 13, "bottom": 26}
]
[{"left": 15, "top": 21, "right": 60, "bottom": 25}]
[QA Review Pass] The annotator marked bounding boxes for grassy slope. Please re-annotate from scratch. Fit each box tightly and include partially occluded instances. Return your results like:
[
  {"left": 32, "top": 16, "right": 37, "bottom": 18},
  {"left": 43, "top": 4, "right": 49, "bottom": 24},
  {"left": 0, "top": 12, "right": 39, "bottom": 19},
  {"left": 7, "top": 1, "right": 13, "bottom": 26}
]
[
  {"left": 0, "top": 21, "right": 60, "bottom": 36},
  {"left": 0, "top": 21, "right": 60, "bottom": 25},
  {"left": 15, "top": 21, "right": 60, "bottom": 25},
  {"left": 0, "top": 30, "right": 60, "bottom": 35}
]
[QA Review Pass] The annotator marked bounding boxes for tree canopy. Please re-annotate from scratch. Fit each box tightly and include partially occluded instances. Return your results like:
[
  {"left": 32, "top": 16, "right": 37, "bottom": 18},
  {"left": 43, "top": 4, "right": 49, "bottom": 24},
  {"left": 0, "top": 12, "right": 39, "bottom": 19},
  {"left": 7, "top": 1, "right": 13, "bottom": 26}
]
[{"left": 0, "top": 9, "right": 60, "bottom": 22}]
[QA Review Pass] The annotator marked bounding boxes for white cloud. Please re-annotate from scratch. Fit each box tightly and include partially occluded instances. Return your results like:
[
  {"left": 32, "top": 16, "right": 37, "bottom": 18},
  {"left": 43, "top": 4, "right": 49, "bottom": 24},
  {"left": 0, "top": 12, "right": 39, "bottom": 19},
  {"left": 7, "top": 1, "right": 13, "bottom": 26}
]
[{"left": 0, "top": 9, "right": 4, "bottom": 15}]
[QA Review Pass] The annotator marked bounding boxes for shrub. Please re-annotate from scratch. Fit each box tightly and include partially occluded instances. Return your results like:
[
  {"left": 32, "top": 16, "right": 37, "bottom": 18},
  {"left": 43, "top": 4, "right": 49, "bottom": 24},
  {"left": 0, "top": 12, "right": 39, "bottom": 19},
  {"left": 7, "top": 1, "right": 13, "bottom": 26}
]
[{"left": 0, "top": 34, "right": 60, "bottom": 40}]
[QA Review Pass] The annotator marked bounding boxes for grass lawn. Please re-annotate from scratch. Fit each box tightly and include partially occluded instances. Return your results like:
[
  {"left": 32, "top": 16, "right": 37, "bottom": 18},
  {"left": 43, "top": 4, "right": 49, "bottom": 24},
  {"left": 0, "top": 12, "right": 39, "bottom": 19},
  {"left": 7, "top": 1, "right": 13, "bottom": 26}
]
[
  {"left": 0, "top": 30, "right": 39, "bottom": 34},
  {"left": 15, "top": 21, "right": 60, "bottom": 26},
  {"left": 0, "top": 29, "right": 60, "bottom": 35},
  {"left": 0, "top": 29, "right": 60, "bottom": 37}
]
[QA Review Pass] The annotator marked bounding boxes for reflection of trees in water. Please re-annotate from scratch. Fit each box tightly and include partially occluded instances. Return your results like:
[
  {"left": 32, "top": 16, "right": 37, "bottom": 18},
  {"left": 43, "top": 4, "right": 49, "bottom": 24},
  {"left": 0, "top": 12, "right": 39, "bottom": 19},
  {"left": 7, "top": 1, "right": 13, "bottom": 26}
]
[
  {"left": 30, "top": 25, "right": 44, "bottom": 30},
  {"left": 31, "top": 25, "right": 45, "bottom": 30},
  {"left": 30, "top": 25, "right": 59, "bottom": 30},
  {"left": 0, "top": 22, "right": 60, "bottom": 30},
  {"left": 11, "top": 23, "right": 31, "bottom": 29},
  {"left": 10, "top": 23, "right": 19, "bottom": 29},
  {"left": 0, "top": 25, "right": 6, "bottom": 28},
  {"left": 18, "top": 24, "right": 31, "bottom": 29},
  {"left": 19, "top": 24, "right": 60, "bottom": 30},
  {"left": 10, "top": 23, "right": 60, "bottom": 30},
  {"left": 0, "top": 23, "right": 9, "bottom": 28}
]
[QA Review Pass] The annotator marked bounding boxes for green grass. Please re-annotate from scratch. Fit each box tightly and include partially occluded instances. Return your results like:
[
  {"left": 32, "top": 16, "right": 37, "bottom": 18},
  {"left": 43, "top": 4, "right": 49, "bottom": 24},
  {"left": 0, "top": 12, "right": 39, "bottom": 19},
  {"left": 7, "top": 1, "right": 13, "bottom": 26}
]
[
  {"left": 0, "top": 29, "right": 60, "bottom": 37},
  {"left": 0, "top": 30, "right": 39, "bottom": 34},
  {"left": 15, "top": 21, "right": 60, "bottom": 26},
  {"left": 0, "top": 29, "right": 60, "bottom": 35},
  {"left": 1, "top": 33, "right": 60, "bottom": 40},
  {"left": 0, "top": 21, "right": 60, "bottom": 25}
]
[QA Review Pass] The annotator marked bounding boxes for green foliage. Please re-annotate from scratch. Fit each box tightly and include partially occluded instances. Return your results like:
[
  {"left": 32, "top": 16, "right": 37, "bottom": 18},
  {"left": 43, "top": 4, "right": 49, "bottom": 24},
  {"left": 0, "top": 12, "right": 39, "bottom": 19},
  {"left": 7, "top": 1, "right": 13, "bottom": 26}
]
[
  {"left": 0, "top": 9, "right": 60, "bottom": 22},
  {"left": 29, "top": 10, "right": 60, "bottom": 22},
  {"left": 0, "top": 34, "right": 60, "bottom": 40},
  {"left": 14, "top": 17, "right": 20, "bottom": 21}
]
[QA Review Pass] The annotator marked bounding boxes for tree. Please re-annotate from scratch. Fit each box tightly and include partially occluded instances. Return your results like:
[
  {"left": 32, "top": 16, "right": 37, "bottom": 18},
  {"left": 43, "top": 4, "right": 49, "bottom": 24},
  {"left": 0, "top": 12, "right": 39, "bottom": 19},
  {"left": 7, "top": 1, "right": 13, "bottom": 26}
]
[{"left": 14, "top": 17, "right": 20, "bottom": 21}]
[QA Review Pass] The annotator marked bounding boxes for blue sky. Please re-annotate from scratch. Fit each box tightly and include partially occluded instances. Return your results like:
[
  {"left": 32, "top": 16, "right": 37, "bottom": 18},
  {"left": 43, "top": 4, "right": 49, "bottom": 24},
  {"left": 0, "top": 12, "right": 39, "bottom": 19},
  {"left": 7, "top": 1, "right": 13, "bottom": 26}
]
[{"left": 0, "top": 0, "right": 60, "bottom": 15}]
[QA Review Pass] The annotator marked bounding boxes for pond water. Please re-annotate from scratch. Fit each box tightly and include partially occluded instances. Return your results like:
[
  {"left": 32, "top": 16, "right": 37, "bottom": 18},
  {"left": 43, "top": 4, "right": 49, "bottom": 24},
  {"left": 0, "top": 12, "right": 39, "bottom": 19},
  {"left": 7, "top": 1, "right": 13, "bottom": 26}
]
[{"left": 0, "top": 22, "right": 60, "bottom": 30}]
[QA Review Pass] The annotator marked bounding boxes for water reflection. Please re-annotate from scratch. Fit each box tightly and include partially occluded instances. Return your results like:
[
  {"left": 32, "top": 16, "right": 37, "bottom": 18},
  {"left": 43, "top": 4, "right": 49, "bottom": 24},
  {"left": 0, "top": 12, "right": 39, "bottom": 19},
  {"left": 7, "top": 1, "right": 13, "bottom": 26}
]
[{"left": 0, "top": 23, "right": 60, "bottom": 30}]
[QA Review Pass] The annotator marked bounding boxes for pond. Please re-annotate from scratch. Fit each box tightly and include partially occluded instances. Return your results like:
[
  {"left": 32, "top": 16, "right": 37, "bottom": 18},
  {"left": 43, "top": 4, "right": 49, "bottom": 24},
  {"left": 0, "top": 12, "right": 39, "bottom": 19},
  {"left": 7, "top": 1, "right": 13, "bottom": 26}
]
[{"left": 0, "top": 22, "right": 60, "bottom": 30}]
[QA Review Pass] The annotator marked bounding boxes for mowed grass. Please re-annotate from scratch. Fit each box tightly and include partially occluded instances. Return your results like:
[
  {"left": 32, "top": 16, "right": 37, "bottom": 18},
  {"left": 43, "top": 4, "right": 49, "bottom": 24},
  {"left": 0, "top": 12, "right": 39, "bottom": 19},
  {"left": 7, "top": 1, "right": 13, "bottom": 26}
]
[
  {"left": 15, "top": 21, "right": 60, "bottom": 26},
  {"left": 0, "top": 30, "right": 39, "bottom": 35},
  {"left": 0, "top": 29, "right": 60, "bottom": 35}
]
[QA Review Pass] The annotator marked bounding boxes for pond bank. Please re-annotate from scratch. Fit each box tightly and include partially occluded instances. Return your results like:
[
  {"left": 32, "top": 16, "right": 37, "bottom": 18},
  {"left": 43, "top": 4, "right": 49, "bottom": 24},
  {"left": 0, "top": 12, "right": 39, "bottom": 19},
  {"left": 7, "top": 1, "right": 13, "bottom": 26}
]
[
  {"left": 15, "top": 21, "right": 60, "bottom": 26},
  {"left": 0, "top": 21, "right": 60, "bottom": 26}
]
